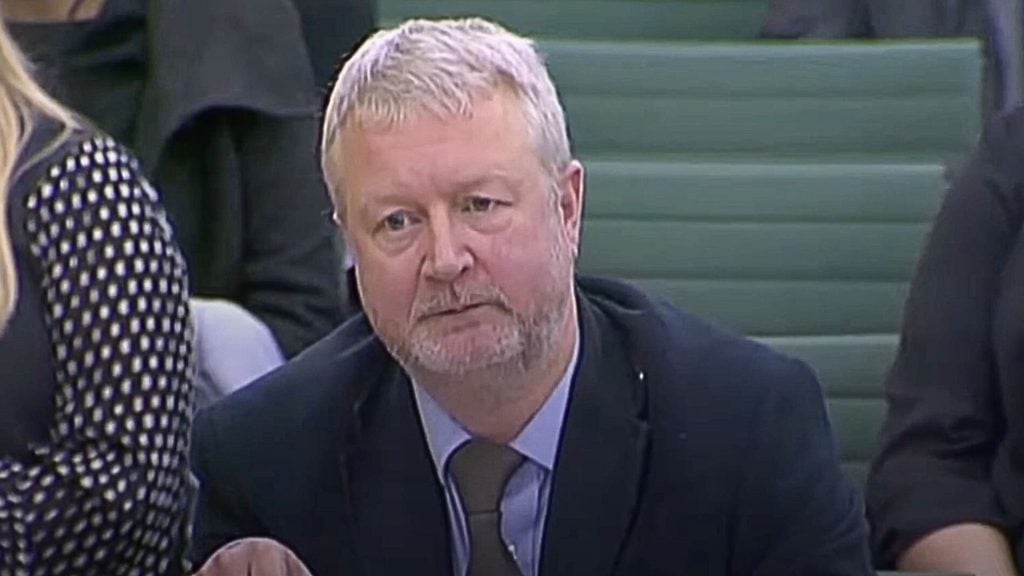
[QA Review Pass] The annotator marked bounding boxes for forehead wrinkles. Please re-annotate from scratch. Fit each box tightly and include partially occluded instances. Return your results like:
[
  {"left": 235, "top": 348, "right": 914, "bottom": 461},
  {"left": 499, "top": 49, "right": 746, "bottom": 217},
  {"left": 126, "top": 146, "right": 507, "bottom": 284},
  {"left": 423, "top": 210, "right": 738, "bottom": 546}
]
[
  {"left": 337, "top": 87, "right": 540, "bottom": 170},
  {"left": 340, "top": 97, "right": 544, "bottom": 216}
]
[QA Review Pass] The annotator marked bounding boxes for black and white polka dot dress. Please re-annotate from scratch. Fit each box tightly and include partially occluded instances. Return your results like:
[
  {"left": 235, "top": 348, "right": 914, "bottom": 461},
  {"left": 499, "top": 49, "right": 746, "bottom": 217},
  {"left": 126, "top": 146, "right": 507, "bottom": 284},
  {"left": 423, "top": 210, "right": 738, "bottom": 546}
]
[{"left": 0, "top": 125, "right": 195, "bottom": 575}]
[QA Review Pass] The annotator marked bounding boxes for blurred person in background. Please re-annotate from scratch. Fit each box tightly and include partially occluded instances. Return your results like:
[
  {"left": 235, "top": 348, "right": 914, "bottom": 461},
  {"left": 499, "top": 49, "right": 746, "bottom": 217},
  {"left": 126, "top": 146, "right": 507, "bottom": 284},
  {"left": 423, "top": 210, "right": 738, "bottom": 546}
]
[
  {"left": 867, "top": 106, "right": 1024, "bottom": 576},
  {"left": 0, "top": 12, "right": 194, "bottom": 575},
  {"left": 3, "top": 0, "right": 344, "bottom": 405},
  {"left": 288, "top": 0, "right": 378, "bottom": 318}
]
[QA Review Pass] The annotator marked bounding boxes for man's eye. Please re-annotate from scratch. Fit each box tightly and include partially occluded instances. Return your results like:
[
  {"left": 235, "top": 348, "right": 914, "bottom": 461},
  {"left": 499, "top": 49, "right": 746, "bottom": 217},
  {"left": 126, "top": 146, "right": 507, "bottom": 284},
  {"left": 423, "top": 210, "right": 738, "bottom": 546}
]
[
  {"left": 465, "top": 197, "right": 497, "bottom": 213},
  {"left": 382, "top": 212, "right": 411, "bottom": 231}
]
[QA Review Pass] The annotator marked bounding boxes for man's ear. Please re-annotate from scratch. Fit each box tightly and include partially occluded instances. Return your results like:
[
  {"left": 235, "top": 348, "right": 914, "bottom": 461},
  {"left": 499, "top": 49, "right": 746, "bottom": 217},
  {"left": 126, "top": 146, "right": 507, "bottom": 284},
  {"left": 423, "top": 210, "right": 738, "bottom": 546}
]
[
  {"left": 332, "top": 209, "right": 348, "bottom": 237},
  {"left": 558, "top": 160, "right": 585, "bottom": 253},
  {"left": 331, "top": 208, "right": 359, "bottom": 270}
]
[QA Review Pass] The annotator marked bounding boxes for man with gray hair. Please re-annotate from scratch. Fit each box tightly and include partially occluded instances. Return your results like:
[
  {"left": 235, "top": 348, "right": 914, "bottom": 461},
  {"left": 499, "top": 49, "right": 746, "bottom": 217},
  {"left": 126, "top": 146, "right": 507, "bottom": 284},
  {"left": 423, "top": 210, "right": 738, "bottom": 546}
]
[{"left": 188, "top": 17, "right": 872, "bottom": 576}]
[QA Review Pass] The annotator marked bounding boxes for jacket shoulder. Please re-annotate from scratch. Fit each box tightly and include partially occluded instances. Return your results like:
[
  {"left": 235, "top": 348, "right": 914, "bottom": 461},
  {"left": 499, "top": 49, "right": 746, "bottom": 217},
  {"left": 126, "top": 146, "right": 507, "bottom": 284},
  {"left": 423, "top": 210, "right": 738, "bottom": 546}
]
[
  {"left": 191, "top": 316, "right": 387, "bottom": 475},
  {"left": 582, "top": 276, "right": 815, "bottom": 389},
  {"left": 581, "top": 276, "right": 823, "bottom": 424}
]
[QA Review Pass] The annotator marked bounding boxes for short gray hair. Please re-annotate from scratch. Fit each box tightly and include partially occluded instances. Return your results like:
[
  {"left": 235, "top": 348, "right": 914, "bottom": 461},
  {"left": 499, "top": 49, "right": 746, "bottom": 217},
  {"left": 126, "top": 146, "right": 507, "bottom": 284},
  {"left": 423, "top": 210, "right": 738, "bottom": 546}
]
[{"left": 320, "top": 17, "right": 571, "bottom": 203}]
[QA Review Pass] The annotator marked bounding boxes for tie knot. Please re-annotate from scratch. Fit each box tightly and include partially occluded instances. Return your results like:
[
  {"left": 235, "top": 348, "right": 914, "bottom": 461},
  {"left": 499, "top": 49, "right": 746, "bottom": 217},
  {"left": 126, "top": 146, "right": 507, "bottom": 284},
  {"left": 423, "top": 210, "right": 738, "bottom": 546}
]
[{"left": 449, "top": 439, "right": 524, "bottom": 514}]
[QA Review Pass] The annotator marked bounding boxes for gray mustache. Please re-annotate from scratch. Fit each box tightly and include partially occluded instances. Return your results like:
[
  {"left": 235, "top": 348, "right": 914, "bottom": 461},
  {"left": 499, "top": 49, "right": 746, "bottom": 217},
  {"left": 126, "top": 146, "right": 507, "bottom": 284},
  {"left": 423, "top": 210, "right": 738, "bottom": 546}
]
[{"left": 412, "top": 285, "right": 510, "bottom": 319}]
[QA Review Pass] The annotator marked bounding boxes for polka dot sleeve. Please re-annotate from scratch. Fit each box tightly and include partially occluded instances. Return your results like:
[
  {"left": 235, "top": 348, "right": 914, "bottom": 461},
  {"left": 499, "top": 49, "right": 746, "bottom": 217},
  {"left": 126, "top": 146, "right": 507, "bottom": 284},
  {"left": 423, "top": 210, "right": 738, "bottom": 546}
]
[{"left": 0, "top": 136, "right": 195, "bottom": 575}]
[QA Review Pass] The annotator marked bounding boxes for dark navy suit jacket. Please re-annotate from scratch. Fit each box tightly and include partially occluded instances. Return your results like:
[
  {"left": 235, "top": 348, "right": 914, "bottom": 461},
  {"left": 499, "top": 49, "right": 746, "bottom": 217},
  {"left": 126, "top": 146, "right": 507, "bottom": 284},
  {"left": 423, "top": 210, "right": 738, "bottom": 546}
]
[{"left": 189, "top": 276, "right": 872, "bottom": 575}]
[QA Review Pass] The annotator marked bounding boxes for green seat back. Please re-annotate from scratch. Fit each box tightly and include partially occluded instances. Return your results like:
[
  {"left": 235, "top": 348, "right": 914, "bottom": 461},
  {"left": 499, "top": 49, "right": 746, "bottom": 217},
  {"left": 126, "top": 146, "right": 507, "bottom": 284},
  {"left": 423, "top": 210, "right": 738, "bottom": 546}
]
[
  {"left": 543, "top": 40, "right": 981, "bottom": 159},
  {"left": 379, "top": 0, "right": 772, "bottom": 40}
]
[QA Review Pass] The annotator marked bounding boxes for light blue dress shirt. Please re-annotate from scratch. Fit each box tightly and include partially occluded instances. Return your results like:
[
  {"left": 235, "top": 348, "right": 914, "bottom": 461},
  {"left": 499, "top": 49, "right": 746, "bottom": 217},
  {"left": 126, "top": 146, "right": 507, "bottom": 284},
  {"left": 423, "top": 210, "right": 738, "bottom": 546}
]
[{"left": 411, "top": 333, "right": 579, "bottom": 576}]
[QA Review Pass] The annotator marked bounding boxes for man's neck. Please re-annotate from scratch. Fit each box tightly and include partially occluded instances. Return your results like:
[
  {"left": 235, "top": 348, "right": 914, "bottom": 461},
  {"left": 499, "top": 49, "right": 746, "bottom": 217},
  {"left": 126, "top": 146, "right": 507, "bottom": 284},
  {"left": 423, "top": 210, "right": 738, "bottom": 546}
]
[
  {"left": 3, "top": 0, "right": 106, "bottom": 22},
  {"left": 414, "top": 304, "right": 579, "bottom": 444}
]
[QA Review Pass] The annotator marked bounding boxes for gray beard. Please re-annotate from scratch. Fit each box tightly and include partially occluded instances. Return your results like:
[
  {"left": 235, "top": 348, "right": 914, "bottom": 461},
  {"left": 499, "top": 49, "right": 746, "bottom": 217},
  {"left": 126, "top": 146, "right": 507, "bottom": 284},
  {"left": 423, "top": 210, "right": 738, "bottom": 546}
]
[{"left": 389, "top": 274, "right": 572, "bottom": 383}]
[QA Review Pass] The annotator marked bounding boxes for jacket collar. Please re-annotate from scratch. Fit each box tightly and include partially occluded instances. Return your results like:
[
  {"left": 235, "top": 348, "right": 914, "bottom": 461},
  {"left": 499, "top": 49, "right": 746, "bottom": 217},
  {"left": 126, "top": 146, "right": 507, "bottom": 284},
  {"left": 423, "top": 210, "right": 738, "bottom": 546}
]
[{"left": 539, "top": 284, "right": 651, "bottom": 576}]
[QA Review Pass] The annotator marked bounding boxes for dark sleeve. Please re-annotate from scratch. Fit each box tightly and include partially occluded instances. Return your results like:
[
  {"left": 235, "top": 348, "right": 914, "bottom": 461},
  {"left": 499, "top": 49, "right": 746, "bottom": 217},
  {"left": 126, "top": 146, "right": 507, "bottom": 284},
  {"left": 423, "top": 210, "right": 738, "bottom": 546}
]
[
  {"left": 866, "top": 108, "right": 1024, "bottom": 566},
  {"left": 0, "top": 136, "right": 194, "bottom": 574},
  {"left": 188, "top": 409, "right": 264, "bottom": 567},
  {"left": 734, "top": 357, "right": 873, "bottom": 575},
  {"left": 232, "top": 110, "right": 344, "bottom": 357}
]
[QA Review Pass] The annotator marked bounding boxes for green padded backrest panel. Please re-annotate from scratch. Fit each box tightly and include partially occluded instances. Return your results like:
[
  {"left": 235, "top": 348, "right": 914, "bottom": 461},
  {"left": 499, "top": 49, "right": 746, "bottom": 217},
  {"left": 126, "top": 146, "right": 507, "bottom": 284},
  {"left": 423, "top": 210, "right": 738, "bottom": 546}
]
[
  {"left": 542, "top": 40, "right": 981, "bottom": 157},
  {"left": 580, "top": 161, "right": 945, "bottom": 335},
  {"left": 379, "top": 0, "right": 772, "bottom": 41}
]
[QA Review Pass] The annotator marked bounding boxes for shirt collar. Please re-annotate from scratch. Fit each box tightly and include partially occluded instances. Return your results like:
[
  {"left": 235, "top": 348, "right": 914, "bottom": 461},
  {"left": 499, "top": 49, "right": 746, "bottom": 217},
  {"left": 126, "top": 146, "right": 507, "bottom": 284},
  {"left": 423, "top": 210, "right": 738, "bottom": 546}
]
[{"left": 412, "top": 327, "right": 580, "bottom": 483}]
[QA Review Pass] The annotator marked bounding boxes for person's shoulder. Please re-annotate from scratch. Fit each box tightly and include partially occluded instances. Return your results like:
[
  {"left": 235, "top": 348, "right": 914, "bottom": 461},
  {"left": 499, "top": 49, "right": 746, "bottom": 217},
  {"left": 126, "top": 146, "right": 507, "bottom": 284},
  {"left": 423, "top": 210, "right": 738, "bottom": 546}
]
[
  {"left": 583, "top": 276, "right": 808, "bottom": 372},
  {"left": 14, "top": 119, "right": 82, "bottom": 186},
  {"left": 13, "top": 121, "right": 141, "bottom": 204},
  {"left": 582, "top": 276, "right": 820, "bottom": 407},
  {"left": 582, "top": 277, "right": 828, "bottom": 471},
  {"left": 193, "top": 315, "right": 388, "bottom": 451}
]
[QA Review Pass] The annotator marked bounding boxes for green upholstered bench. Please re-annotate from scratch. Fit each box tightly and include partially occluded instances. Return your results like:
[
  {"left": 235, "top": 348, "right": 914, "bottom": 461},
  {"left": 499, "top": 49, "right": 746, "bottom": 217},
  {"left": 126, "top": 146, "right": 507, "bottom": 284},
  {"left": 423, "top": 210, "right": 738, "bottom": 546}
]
[
  {"left": 379, "top": 0, "right": 771, "bottom": 41},
  {"left": 542, "top": 39, "right": 981, "bottom": 159},
  {"left": 578, "top": 160, "right": 946, "bottom": 490}
]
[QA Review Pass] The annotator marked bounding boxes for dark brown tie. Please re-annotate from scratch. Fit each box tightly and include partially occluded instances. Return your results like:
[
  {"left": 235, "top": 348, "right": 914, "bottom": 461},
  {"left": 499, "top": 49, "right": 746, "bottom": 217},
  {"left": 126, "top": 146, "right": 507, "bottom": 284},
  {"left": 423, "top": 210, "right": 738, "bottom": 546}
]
[{"left": 449, "top": 439, "right": 525, "bottom": 576}]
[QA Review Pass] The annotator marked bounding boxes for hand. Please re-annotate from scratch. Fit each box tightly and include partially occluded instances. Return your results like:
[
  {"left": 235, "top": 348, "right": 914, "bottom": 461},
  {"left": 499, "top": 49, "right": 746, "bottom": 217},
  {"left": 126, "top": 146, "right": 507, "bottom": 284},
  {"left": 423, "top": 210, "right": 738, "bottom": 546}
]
[
  {"left": 898, "top": 523, "right": 1020, "bottom": 576},
  {"left": 192, "top": 538, "right": 313, "bottom": 576}
]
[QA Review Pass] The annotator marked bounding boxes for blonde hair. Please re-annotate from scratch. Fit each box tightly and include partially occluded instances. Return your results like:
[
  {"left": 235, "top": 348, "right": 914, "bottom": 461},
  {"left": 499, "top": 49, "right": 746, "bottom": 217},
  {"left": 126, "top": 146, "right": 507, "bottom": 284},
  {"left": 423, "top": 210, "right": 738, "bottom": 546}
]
[
  {"left": 320, "top": 17, "right": 571, "bottom": 216},
  {"left": 0, "top": 15, "right": 79, "bottom": 333}
]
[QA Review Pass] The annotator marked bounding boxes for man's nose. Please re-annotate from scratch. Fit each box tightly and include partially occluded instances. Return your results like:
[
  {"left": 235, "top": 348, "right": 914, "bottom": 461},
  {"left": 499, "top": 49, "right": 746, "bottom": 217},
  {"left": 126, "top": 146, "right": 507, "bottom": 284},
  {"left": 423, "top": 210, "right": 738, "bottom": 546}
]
[{"left": 422, "top": 216, "right": 473, "bottom": 282}]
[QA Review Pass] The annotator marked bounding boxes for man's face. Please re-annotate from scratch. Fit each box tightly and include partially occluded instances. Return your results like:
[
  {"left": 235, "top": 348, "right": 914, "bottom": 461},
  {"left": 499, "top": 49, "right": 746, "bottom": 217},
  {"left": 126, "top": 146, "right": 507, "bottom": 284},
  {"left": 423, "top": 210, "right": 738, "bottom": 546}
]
[{"left": 330, "top": 90, "right": 584, "bottom": 378}]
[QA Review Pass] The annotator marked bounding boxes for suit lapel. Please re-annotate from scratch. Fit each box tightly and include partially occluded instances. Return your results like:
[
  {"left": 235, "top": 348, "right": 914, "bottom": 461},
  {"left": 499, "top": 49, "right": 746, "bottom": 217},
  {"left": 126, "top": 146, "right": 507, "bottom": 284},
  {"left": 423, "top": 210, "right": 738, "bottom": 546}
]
[
  {"left": 540, "top": 294, "right": 651, "bottom": 576},
  {"left": 342, "top": 362, "right": 453, "bottom": 576}
]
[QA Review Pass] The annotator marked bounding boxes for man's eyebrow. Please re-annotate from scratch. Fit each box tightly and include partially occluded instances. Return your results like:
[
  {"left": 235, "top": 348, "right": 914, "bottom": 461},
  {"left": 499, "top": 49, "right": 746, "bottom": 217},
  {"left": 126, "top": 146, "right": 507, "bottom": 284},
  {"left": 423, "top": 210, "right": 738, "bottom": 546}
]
[
  {"left": 356, "top": 172, "right": 520, "bottom": 217},
  {"left": 451, "top": 172, "right": 518, "bottom": 196},
  {"left": 356, "top": 190, "right": 411, "bottom": 223}
]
